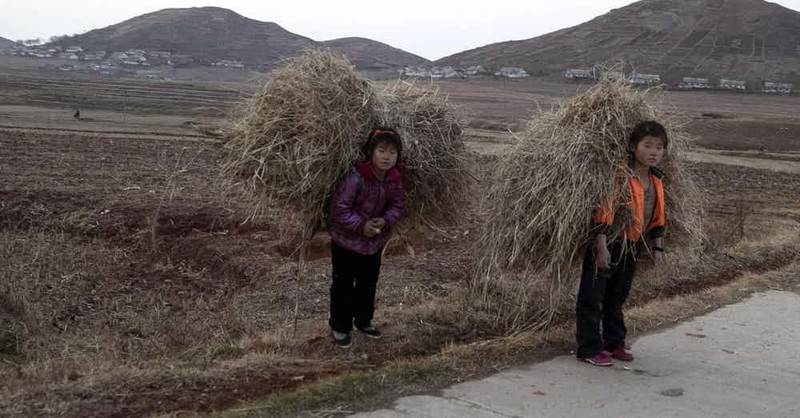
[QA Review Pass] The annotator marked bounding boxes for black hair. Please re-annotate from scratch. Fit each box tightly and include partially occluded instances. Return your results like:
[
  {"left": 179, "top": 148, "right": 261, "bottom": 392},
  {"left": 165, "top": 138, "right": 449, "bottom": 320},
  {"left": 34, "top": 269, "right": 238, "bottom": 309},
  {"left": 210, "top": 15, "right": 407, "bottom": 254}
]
[
  {"left": 363, "top": 127, "right": 402, "bottom": 159},
  {"left": 629, "top": 120, "right": 668, "bottom": 151}
]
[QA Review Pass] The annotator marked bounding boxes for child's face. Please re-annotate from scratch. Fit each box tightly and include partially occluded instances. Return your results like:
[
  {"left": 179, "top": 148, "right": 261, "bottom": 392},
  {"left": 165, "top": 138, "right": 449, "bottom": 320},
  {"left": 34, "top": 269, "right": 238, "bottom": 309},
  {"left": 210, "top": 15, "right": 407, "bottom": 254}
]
[
  {"left": 370, "top": 142, "right": 398, "bottom": 172},
  {"left": 632, "top": 135, "right": 665, "bottom": 168}
]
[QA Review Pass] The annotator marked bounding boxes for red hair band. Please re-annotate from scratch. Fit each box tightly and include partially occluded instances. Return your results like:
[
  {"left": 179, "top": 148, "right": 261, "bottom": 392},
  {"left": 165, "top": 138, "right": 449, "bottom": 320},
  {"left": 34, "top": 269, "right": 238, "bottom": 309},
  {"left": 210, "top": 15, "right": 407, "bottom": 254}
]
[{"left": 371, "top": 129, "right": 396, "bottom": 139}]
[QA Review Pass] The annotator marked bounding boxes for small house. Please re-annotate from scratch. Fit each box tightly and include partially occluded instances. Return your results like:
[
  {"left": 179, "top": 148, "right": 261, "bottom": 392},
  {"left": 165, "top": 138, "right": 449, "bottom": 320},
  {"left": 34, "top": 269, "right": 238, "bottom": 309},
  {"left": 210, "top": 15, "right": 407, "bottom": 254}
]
[
  {"left": 763, "top": 82, "right": 793, "bottom": 94},
  {"left": 564, "top": 69, "right": 592, "bottom": 80},
  {"left": 630, "top": 73, "right": 661, "bottom": 85},
  {"left": 495, "top": 67, "right": 529, "bottom": 78},
  {"left": 464, "top": 66, "right": 487, "bottom": 76},
  {"left": 719, "top": 78, "right": 746, "bottom": 91},
  {"left": 679, "top": 77, "right": 710, "bottom": 89},
  {"left": 441, "top": 66, "right": 460, "bottom": 78}
]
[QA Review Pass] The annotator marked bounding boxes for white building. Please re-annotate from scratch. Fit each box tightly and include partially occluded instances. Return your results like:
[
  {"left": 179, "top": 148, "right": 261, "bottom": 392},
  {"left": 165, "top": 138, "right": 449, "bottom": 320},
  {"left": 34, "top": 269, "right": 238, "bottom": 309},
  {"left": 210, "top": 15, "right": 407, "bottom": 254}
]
[
  {"left": 82, "top": 51, "right": 106, "bottom": 61},
  {"left": 763, "top": 82, "right": 793, "bottom": 94},
  {"left": 464, "top": 65, "right": 487, "bottom": 76},
  {"left": 630, "top": 73, "right": 661, "bottom": 85},
  {"left": 401, "top": 66, "right": 431, "bottom": 78},
  {"left": 679, "top": 77, "right": 710, "bottom": 89},
  {"left": 495, "top": 67, "right": 529, "bottom": 78},
  {"left": 110, "top": 52, "right": 129, "bottom": 61},
  {"left": 564, "top": 69, "right": 592, "bottom": 80},
  {"left": 212, "top": 59, "right": 245, "bottom": 68},
  {"left": 148, "top": 51, "right": 172, "bottom": 58},
  {"left": 719, "top": 78, "right": 746, "bottom": 90},
  {"left": 440, "top": 66, "right": 461, "bottom": 78}
]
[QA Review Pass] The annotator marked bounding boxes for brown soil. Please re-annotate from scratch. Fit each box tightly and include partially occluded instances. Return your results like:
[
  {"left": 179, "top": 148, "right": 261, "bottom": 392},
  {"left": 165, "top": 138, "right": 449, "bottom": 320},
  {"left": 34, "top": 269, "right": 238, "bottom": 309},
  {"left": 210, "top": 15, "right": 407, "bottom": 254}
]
[{"left": 1, "top": 73, "right": 800, "bottom": 417}]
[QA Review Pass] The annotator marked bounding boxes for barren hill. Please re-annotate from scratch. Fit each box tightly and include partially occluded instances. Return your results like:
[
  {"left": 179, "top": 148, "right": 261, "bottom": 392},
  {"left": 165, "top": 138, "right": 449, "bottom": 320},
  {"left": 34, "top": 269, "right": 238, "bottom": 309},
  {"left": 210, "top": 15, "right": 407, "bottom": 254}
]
[
  {"left": 50, "top": 7, "right": 313, "bottom": 68},
  {"left": 48, "top": 7, "right": 427, "bottom": 70},
  {"left": 0, "top": 36, "right": 17, "bottom": 50},
  {"left": 322, "top": 37, "right": 430, "bottom": 70},
  {"left": 437, "top": 0, "right": 800, "bottom": 83}
]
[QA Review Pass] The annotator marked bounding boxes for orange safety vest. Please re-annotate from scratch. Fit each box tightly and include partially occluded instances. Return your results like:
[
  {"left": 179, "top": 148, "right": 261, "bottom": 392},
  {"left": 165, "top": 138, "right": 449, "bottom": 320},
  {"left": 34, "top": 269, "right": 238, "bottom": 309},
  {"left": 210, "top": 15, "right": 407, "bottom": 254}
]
[{"left": 593, "top": 168, "right": 666, "bottom": 242}]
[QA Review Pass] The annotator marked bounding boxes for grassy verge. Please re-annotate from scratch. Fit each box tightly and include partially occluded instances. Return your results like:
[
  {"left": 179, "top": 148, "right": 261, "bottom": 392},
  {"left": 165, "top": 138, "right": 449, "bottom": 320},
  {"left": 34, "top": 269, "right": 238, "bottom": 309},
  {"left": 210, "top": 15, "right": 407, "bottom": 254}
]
[
  {"left": 218, "top": 360, "right": 452, "bottom": 417},
  {"left": 218, "top": 260, "right": 800, "bottom": 417}
]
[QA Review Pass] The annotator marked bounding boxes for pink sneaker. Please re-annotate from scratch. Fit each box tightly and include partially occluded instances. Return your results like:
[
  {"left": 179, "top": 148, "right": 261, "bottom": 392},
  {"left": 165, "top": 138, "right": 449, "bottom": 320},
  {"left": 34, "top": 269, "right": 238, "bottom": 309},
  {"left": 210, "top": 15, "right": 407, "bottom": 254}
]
[
  {"left": 582, "top": 350, "right": 613, "bottom": 367},
  {"left": 611, "top": 346, "right": 634, "bottom": 361}
]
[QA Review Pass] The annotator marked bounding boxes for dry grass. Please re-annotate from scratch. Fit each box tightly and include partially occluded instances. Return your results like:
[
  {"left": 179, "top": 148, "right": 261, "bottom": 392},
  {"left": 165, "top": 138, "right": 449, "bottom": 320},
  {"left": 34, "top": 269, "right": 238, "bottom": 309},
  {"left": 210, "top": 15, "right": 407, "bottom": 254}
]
[
  {"left": 379, "top": 80, "right": 470, "bottom": 224},
  {"left": 471, "top": 71, "right": 706, "bottom": 333},
  {"left": 223, "top": 49, "right": 379, "bottom": 237},
  {"left": 0, "top": 230, "right": 253, "bottom": 366},
  {"left": 3, "top": 62, "right": 799, "bottom": 417},
  {"left": 221, "top": 49, "right": 469, "bottom": 239},
  {"left": 221, "top": 256, "right": 800, "bottom": 417}
]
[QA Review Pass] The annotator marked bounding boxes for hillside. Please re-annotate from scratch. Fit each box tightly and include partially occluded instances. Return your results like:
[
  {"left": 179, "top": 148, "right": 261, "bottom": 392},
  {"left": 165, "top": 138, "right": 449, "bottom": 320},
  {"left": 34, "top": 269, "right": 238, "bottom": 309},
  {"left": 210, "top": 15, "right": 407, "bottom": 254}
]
[
  {"left": 322, "top": 37, "right": 430, "bottom": 69},
  {"left": 50, "top": 7, "right": 313, "bottom": 68},
  {"left": 437, "top": 0, "right": 800, "bottom": 83},
  {"left": 0, "top": 36, "right": 17, "bottom": 50},
  {"left": 48, "top": 7, "right": 428, "bottom": 70}
]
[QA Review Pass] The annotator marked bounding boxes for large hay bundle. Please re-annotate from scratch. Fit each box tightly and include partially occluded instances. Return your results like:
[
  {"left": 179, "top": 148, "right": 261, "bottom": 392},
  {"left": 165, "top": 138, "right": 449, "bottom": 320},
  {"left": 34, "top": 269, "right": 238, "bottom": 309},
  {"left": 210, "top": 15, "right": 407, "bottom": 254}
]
[
  {"left": 222, "top": 49, "right": 468, "bottom": 238},
  {"left": 379, "top": 81, "right": 469, "bottom": 223},
  {"left": 223, "top": 49, "right": 379, "bottom": 236},
  {"left": 474, "top": 74, "right": 705, "bottom": 332}
]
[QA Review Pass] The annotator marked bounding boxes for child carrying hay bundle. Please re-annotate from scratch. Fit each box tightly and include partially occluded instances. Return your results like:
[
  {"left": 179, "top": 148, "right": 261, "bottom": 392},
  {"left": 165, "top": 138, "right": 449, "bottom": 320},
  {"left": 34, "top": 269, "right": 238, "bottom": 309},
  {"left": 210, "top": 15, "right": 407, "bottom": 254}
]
[
  {"left": 328, "top": 128, "right": 404, "bottom": 347},
  {"left": 221, "top": 49, "right": 468, "bottom": 346},
  {"left": 473, "top": 74, "right": 705, "bottom": 339},
  {"left": 576, "top": 120, "right": 668, "bottom": 366},
  {"left": 222, "top": 49, "right": 380, "bottom": 238},
  {"left": 222, "top": 50, "right": 468, "bottom": 238}
]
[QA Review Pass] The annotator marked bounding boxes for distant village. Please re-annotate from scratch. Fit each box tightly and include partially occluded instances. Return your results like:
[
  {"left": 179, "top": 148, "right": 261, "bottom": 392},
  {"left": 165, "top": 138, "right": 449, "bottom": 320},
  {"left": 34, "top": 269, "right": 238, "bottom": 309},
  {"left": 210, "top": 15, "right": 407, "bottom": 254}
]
[
  {"left": 0, "top": 43, "right": 795, "bottom": 94},
  {"left": 0, "top": 43, "right": 244, "bottom": 79},
  {"left": 403, "top": 66, "right": 793, "bottom": 94},
  {"left": 400, "top": 65, "right": 529, "bottom": 79},
  {"left": 566, "top": 69, "right": 793, "bottom": 94}
]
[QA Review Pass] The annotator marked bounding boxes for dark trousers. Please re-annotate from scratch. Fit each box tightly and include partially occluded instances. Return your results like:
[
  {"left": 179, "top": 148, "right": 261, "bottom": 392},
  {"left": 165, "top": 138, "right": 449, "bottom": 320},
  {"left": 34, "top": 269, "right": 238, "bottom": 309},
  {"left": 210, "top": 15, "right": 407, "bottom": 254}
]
[
  {"left": 575, "top": 241, "right": 639, "bottom": 358},
  {"left": 329, "top": 241, "right": 382, "bottom": 333}
]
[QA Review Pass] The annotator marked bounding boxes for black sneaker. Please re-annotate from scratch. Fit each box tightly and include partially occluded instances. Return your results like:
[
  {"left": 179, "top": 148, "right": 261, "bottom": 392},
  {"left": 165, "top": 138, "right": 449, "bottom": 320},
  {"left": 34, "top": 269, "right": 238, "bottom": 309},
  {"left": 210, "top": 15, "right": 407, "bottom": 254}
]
[
  {"left": 332, "top": 331, "right": 351, "bottom": 348},
  {"left": 357, "top": 326, "right": 382, "bottom": 339}
]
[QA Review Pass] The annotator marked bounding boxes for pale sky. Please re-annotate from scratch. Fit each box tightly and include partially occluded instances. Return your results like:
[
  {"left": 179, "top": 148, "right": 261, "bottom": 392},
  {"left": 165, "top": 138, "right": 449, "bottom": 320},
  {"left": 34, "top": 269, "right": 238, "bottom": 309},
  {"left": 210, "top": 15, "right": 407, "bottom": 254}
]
[{"left": 2, "top": 0, "right": 799, "bottom": 60}]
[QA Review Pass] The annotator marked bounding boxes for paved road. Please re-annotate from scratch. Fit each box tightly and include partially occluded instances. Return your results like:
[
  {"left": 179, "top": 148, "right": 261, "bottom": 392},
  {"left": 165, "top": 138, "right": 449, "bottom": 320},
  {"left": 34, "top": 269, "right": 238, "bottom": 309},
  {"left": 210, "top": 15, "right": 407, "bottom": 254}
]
[{"left": 354, "top": 291, "right": 800, "bottom": 417}]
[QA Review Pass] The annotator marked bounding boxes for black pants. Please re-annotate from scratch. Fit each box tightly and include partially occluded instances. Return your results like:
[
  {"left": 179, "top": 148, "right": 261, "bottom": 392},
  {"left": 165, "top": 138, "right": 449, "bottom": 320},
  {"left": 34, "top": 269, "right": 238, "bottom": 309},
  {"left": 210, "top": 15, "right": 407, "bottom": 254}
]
[
  {"left": 329, "top": 242, "right": 382, "bottom": 333},
  {"left": 575, "top": 241, "right": 640, "bottom": 358}
]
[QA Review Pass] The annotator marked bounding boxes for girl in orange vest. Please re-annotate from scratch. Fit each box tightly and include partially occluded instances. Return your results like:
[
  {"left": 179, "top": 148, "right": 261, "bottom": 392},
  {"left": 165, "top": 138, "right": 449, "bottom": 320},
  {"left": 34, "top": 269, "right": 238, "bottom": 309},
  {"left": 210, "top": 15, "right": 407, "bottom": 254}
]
[{"left": 576, "top": 121, "right": 668, "bottom": 366}]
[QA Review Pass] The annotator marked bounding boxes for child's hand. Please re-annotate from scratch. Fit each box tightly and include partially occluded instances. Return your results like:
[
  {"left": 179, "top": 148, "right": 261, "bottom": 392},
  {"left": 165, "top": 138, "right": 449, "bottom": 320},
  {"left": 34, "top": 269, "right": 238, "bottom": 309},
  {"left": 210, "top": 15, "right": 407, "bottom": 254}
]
[
  {"left": 372, "top": 218, "right": 387, "bottom": 229},
  {"left": 595, "top": 244, "right": 611, "bottom": 270},
  {"left": 363, "top": 219, "right": 382, "bottom": 237}
]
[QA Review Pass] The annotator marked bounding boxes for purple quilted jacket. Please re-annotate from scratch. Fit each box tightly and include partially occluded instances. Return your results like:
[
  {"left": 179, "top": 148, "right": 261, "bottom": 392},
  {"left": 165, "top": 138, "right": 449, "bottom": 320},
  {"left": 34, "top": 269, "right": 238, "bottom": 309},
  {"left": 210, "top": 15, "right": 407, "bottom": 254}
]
[{"left": 329, "top": 161, "right": 405, "bottom": 255}]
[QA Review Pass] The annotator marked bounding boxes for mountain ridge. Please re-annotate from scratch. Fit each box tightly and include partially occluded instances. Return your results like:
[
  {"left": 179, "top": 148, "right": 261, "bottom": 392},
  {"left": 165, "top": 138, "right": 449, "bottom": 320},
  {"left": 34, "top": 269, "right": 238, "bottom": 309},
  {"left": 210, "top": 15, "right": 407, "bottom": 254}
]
[
  {"left": 49, "top": 7, "right": 429, "bottom": 69},
  {"left": 436, "top": 0, "right": 800, "bottom": 83}
]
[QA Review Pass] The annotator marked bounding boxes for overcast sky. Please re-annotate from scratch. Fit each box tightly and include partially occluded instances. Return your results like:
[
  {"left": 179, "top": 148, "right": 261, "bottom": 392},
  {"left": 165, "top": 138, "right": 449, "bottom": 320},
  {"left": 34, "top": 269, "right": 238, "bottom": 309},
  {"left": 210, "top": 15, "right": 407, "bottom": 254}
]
[{"left": 2, "top": 0, "right": 799, "bottom": 60}]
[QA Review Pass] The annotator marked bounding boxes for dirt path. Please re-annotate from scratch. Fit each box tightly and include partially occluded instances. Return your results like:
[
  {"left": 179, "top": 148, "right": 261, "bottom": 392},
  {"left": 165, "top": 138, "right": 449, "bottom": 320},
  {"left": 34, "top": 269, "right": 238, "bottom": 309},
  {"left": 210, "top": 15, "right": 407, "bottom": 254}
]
[
  {"left": 686, "top": 150, "right": 800, "bottom": 174},
  {"left": 463, "top": 137, "right": 800, "bottom": 175}
]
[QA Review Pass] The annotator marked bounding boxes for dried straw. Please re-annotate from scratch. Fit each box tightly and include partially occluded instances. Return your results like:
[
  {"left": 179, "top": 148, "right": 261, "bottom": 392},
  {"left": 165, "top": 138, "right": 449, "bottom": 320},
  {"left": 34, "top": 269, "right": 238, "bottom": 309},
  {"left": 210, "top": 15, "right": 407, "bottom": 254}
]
[
  {"left": 473, "top": 71, "right": 706, "bottom": 333},
  {"left": 222, "top": 50, "right": 380, "bottom": 237},
  {"left": 378, "top": 80, "right": 469, "bottom": 224},
  {"left": 221, "top": 49, "right": 468, "bottom": 238}
]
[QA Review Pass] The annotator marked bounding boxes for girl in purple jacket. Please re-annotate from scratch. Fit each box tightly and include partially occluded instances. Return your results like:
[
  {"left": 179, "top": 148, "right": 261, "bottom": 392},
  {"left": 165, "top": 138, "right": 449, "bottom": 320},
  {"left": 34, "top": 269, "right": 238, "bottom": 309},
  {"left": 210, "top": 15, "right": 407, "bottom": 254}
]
[{"left": 328, "top": 128, "right": 405, "bottom": 348}]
